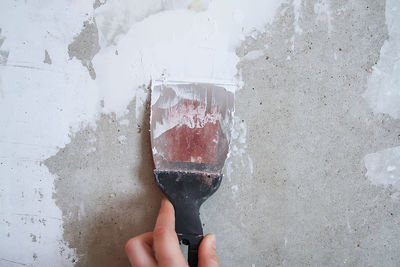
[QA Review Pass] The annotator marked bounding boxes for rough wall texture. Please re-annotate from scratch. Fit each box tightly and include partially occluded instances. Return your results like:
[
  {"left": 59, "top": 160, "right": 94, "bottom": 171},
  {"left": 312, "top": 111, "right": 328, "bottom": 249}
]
[{"left": 43, "top": 0, "right": 400, "bottom": 266}]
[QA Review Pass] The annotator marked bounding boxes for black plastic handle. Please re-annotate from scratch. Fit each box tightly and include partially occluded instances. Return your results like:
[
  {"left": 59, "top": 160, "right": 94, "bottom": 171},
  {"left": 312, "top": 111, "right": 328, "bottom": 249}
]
[
  {"left": 174, "top": 197, "right": 203, "bottom": 267},
  {"left": 179, "top": 233, "right": 203, "bottom": 267},
  {"left": 154, "top": 170, "right": 222, "bottom": 267}
]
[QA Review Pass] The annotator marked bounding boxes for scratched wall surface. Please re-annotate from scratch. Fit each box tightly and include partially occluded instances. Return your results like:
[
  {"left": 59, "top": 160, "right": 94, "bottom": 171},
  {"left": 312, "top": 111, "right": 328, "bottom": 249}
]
[{"left": 1, "top": 0, "right": 400, "bottom": 266}]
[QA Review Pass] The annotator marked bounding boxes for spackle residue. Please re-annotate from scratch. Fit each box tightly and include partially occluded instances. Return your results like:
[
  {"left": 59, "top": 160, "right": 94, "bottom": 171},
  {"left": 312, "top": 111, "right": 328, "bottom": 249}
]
[
  {"left": 0, "top": 0, "right": 284, "bottom": 264},
  {"left": 242, "top": 50, "right": 265, "bottom": 61},
  {"left": 293, "top": 0, "right": 303, "bottom": 35},
  {"left": 93, "top": 0, "right": 285, "bottom": 118},
  {"left": 248, "top": 155, "right": 254, "bottom": 174},
  {"left": 362, "top": 0, "right": 400, "bottom": 199},
  {"left": 119, "top": 119, "right": 130, "bottom": 126},
  {"left": 363, "top": 0, "right": 400, "bottom": 119},
  {"left": 117, "top": 135, "right": 127, "bottom": 144},
  {"left": 225, "top": 116, "right": 254, "bottom": 181},
  {"left": 314, "top": 0, "right": 333, "bottom": 34},
  {"left": 364, "top": 146, "right": 400, "bottom": 199},
  {"left": 84, "top": 146, "right": 97, "bottom": 154},
  {"left": 153, "top": 102, "right": 218, "bottom": 139},
  {"left": 135, "top": 85, "right": 150, "bottom": 128},
  {"left": 78, "top": 202, "right": 86, "bottom": 221}
]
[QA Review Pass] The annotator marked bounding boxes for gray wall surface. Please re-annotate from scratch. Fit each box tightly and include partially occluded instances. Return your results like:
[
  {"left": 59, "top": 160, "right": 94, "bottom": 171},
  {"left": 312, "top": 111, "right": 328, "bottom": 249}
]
[{"left": 2, "top": 0, "right": 400, "bottom": 266}]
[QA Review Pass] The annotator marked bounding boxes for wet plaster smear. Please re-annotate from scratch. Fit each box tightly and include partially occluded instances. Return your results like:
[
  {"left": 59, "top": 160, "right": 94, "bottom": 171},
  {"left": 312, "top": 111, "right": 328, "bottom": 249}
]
[{"left": 1, "top": 0, "right": 400, "bottom": 266}]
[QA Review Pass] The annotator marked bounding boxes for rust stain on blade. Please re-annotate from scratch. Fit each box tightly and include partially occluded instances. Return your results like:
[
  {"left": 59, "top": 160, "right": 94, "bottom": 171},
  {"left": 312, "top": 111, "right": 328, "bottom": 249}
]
[
  {"left": 165, "top": 100, "right": 219, "bottom": 164},
  {"left": 150, "top": 81, "right": 235, "bottom": 173}
]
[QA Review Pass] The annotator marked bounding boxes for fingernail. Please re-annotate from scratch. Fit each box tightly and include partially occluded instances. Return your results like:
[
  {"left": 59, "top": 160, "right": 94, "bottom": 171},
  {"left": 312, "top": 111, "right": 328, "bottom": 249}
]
[
  {"left": 161, "top": 197, "right": 171, "bottom": 206},
  {"left": 210, "top": 234, "right": 216, "bottom": 250}
]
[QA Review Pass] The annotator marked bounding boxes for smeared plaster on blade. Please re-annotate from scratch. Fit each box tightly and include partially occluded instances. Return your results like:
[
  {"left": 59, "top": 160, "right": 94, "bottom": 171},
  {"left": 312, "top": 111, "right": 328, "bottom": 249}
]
[
  {"left": 150, "top": 79, "right": 237, "bottom": 139},
  {"left": 150, "top": 81, "right": 234, "bottom": 172}
]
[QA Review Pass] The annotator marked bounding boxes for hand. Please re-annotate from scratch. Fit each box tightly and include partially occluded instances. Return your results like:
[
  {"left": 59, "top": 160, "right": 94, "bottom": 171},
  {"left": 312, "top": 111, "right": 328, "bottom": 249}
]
[{"left": 125, "top": 198, "right": 220, "bottom": 267}]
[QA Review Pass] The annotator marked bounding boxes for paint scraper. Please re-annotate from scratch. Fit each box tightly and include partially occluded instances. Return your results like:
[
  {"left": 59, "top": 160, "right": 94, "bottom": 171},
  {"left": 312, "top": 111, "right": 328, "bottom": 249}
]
[{"left": 150, "top": 80, "right": 235, "bottom": 266}]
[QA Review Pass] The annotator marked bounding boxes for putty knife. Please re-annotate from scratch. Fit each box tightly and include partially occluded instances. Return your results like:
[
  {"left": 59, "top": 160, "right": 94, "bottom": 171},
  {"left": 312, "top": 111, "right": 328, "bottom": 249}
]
[{"left": 150, "top": 80, "right": 234, "bottom": 266}]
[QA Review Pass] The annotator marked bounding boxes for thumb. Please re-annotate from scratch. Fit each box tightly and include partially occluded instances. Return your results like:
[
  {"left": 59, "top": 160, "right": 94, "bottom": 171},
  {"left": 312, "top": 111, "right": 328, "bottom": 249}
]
[{"left": 198, "top": 234, "right": 219, "bottom": 267}]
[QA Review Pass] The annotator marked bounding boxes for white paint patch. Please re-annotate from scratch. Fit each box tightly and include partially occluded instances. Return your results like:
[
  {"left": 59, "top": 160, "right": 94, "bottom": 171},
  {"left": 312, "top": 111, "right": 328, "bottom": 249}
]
[
  {"left": 336, "top": 7, "right": 345, "bottom": 16},
  {"left": 314, "top": 0, "right": 333, "bottom": 34},
  {"left": 78, "top": 202, "right": 86, "bottom": 221},
  {"left": 364, "top": 146, "right": 400, "bottom": 198},
  {"left": 93, "top": 0, "right": 285, "bottom": 118},
  {"left": 117, "top": 135, "right": 127, "bottom": 144},
  {"left": 363, "top": 0, "right": 400, "bottom": 119},
  {"left": 84, "top": 146, "right": 97, "bottom": 154},
  {"left": 242, "top": 50, "right": 264, "bottom": 61},
  {"left": 387, "top": 165, "right": 396, "bottom": 172},
  {"left": 119, "top": 119, "right": 130, "bottom": 126},
  {"left": 0, "top": 0, "right": 95, "bottom": 264},
  {"left": 293, "top": 0, "right": 303, "bottom": 35},
  {"left": 289, "top": 0, "right": 303, "bottom": 51},
  {"left": 225, "top": 116, "right": 254, "bottom": 178},
  {"left": 0, "top": 0, "right": 285, "bottom": 264},
  {"left": 135, "top": 84, "right": 150, "bottom": 127},
  {"left": 248, "top": 155, "right": 254, "bottom": 174},
  {"left": 231, "top": 184, "right": 239, "bottom": 195},
  {"left": 94, "top": 0, "right": 163, "bottom": 46}
]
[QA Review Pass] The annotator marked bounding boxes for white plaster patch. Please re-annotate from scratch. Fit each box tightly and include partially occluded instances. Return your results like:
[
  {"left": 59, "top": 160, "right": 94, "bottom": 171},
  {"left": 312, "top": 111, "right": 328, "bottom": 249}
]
[
  {"left": 293, "top": 0, "right": 303, "bottom": 35},
  {"left": 93, "top": 0, "right": 285, "bottom": 118},
  {"left": 94, "top": 0, "right": 163, "bottom": 46},
  {"left": 0, "top": 0, "right": 95, "bottom": 264},
  {"left": 84, "top": 146, "right": 97, "bottom": 154},
  {"left": 314, "top": 0, "right": 333, "bottom": 34},
  {"left": 364, "top": 146, "right": 400, "bottom": 199},
  {"left": 0, "top": 0, "right": 285, "bottom": 264},
  {"left": 289, "top": 0, "right": 303, "bottom": 51},
  {"left": 225, "top": 116, "right": 254, "bottom": 179},
  {"left": 231, "top": 184, "right": 239, "bottom": 195},
  {"left": 242, "top": 50, "right": 264, "bottom": 61},
  {"left": 78, "top": 202, "right": 86, "bottom": 221},
  {"left": 363, "top": 0, "right": 400, "bottom": 119},
  {"left": 117, "top": 135, "right": 127, "bottom": 144},
  {"left": 119, "top": 119, "right": 130, "bottom": 126}
]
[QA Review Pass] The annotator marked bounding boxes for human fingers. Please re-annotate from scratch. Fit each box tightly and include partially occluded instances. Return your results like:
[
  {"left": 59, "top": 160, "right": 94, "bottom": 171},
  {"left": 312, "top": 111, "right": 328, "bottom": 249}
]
[
  {"left": 198, "top": 234, "right": 219, "bottom": 267},
  {"left": 153, "top": 198, "right": 187, "bottom": 267},
  {"left": 125, "top": 232, "right": 157, "bottom": 267}
]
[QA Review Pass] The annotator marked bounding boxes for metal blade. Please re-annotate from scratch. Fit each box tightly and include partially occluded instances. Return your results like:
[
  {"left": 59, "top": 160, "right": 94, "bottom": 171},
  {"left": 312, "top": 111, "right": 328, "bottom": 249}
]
[{"left": 150, "top": 80, "right": 235, "bottom": 174}]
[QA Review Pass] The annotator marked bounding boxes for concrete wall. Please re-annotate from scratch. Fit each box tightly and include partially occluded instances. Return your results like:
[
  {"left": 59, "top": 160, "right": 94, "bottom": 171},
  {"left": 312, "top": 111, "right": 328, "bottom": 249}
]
[{"left": 1, "top": 0, "right": 400, "bottom": 266}]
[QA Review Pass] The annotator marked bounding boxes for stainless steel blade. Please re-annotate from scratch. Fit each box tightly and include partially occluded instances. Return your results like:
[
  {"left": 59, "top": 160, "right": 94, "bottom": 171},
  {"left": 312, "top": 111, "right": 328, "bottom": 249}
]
[{"left": 150, "top": 80, "right": 235, "bottom": 174}]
